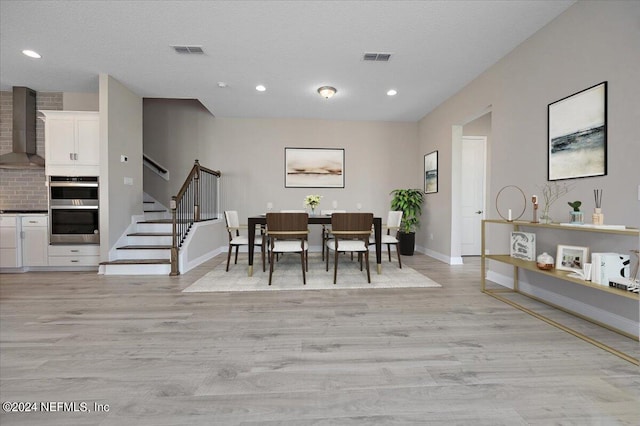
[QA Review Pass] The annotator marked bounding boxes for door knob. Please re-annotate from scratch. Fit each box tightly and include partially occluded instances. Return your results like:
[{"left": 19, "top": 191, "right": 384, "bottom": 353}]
[{"left": 475, "top": 210, "right": 483, "bottom": 214}]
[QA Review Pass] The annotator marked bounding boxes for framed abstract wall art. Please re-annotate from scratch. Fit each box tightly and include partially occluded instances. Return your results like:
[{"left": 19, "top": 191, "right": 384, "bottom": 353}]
[
  {"left": 424, "top": 150, "right": 438, "bottom": 194},
  {"left": 548, "top": 81, "right": 607, "bottom": 181},
  {"left": 285, "top": 148, "right": 344, "bottom": 188}
]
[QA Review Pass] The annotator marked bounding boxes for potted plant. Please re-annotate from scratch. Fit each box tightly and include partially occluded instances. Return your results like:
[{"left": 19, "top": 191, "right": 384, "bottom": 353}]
[
  {"left": 568, "top": 200, "right": 583, "bottom": 224},
  {"left": 390, "top": 188, "right": 425, "bottom": 255}
]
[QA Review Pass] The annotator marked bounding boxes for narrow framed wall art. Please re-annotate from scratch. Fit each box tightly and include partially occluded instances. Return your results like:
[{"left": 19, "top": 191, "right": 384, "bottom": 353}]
[{"left": 424, "top": 150, "right": 438, "bottom": 194}]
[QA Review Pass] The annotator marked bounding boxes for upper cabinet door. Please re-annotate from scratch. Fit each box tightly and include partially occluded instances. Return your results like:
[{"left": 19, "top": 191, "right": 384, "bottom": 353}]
[
  {"left": 46, "top": 116, "right": 76, "bottom": 167},
  {"left": 42, "top": 111, "right": 100, "bottom": 176},
  {"left": 75, "top": 115, "right": 100, "bottom": 167}
]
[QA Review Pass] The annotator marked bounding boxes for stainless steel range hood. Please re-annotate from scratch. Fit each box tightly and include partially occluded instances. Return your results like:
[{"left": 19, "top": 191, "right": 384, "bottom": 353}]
[{"left": 0, "top": 87, "right": 45, "bottom": 169}]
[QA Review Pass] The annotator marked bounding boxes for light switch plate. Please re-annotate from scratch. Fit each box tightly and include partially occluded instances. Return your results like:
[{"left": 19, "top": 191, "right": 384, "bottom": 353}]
[{"left": 124, "top": 177, "right": 133, "bottom": 186}]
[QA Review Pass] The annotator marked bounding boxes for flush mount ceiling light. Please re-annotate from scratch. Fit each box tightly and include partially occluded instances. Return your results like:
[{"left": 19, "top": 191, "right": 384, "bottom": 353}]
[
  {"left": 22, "top": 49, "right": 41, "bottom": 59},
  {"left": 317, "top": 86, "right": 337, "bottom": 99},
  {"left": 387, "top": 89, "right": 398, "bottom": 96},
  {"left": 256, "top": 85, "right": 266, "bottom": 92},
  {"left": 217, "top": 82, "right": 228, "bottom": 88}
]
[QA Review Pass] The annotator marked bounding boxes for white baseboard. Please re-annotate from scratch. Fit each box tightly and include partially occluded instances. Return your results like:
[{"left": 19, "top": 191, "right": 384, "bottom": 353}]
[
  {"left": 180, "top": 247, "right": 223, "bottom": 274},
  {"left": 417, "top": 246, "right": 464, "bottom": 265}
]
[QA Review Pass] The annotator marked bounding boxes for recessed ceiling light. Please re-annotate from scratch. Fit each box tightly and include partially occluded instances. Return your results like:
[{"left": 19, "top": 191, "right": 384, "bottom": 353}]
[
  {"left": 217, "top": 82, "right": 228, "bottom": 88},
  {"left": 22, "top": 49, "right": 41, "bottom": 59},
  {"left": 387, "top": 89, "right": 397, "bottom": 96},
  {"left": 256, "top": 85, "right": 266, "bottom": 92}
]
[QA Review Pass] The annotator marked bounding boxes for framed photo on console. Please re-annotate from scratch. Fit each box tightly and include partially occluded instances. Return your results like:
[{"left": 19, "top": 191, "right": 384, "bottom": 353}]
[
  {"left": 548, "top": 81, "right": 607, "bottom": 181},
  {"left": 556, "top": 244, "right": 589, "bottom": 272},
  {"left": 285, "top": 148, "right": 345, "bottom": 188}
]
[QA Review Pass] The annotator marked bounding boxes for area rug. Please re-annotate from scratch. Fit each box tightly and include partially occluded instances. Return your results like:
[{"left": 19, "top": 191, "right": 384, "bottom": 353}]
[{"left": 183, "top": 253, "right": 442, "bottom": 292}]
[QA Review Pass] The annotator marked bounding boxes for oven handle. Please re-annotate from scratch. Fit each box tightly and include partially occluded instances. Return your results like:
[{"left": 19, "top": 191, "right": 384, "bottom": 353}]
[
  {"left": 50, "top": 205, "right": 99, "bottom": 210},
  {"left": 49, "top": 182, "right": 98, "bottom": 188}
]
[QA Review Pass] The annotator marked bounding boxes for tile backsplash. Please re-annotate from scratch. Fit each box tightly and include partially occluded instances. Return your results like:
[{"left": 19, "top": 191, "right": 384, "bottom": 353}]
[{"left": 0, "top": 91, "right": 62, "bottom": 210}]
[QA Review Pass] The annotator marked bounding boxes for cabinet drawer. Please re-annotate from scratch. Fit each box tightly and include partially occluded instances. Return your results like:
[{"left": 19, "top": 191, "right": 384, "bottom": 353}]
[
  {"left": 48, "top": 255, "right": 99, "bottom": 266},
  {"left": 0, "top": 215, "right": 18, "bottom": 227},
  {"left": 21, "top": 216, "right": 48, "bottom": 227},
  {"left": 48, "top": 245, "right": 99, "bottom": 256}
]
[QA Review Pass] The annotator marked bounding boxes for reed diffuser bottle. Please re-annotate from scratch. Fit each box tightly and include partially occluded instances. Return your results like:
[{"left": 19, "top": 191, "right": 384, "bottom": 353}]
[{"left": 592, "top": 189, "right": 604, "bottom": 225}]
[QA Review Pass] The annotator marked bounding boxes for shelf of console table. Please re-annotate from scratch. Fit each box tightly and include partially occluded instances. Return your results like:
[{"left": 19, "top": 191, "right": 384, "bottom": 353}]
[
  {"left": 485, "top": 254, "right": 638, "bottom": 301},
  {"left": 481, "top": 219, "right": 639, "bottom": 365}
]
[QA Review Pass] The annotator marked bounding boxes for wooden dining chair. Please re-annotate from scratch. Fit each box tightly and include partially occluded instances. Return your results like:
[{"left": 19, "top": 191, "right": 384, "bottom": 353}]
[
  {"left": 326, "top": 213, "right": 373, "bottom": 284},
  {"left": 266, "top": 212, "right": 309, "bottom": 285},
  {"left": 369, "top": 210, "right": 403, "bottom": 268},
  {"left": 224, "top": 210, "right": 265, "bottom": 272},
  {"left": 320, "top": 209, "right": 346, "bottom": 260}
]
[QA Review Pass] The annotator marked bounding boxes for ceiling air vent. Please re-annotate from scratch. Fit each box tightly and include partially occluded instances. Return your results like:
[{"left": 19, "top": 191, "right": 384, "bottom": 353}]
[
  {"left": 171, "top": 45, "right": 204, "bottom": 54},
  {"left": 363, "top": 52, "right": 391, "bottom": 62}
]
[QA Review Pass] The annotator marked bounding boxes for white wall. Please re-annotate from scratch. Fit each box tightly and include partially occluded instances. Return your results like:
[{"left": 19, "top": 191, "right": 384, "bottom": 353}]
[
  {"left": 63, "top": 92, "right": 99, "bottom": 111},
  {"left": 99, "top": 74, "right": 143, "bottom": 259},
  {"left": 143, "top": 104, "right": 420, "bottom": 248},
  {"left": 417, "top": 1, "right": 640, "bottom": 334}
]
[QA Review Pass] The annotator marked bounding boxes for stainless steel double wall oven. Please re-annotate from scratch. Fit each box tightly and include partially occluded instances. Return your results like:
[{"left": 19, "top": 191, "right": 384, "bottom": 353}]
[{"left": 49, "top": 176, "right": 99, "bottom": 244}]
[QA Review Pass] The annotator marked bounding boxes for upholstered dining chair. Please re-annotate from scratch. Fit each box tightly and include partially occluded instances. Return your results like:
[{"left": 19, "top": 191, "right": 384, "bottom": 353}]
[
  {"left": 266, "top": 212, "right": 309, "bottom": 285},
  {"left": 320, "top": 209, "right": 346, "bottom": 260},
  {"left": 326, "top": 213, "right": 373, "bottom": 284},
  {"left": 224, "top": 210, "right": 265, "bottom": 272},
  {"left": 369, "top": 210, "right": 403, "bottom": 268}
]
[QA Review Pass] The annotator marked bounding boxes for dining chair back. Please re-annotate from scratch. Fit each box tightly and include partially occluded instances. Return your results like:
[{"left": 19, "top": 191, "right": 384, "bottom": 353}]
[
  {"left": 326, "top": 212, "right": 373, "bottom": 284},
  {"left": 370, "top": 210, "right": 403, "bottom": 268},
  {"left": 266, "top": 212, "right": 309, "bottom": 285},
  {"left": 224, "top": 210, "right": 265, "bottom": 272},
  {"left": 320, "top": 209, "right": 346, "bottom": 260}
]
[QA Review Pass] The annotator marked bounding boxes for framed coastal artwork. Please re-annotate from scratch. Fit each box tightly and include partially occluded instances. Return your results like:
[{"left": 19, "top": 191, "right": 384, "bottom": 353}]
[
  {"left": 285, "top": 148, "right": 345, "bottom": 188},
  {"left": 548, "top": 81, "right": 607, "bottom": 181},
  {"left": 424, "top": 151, "right": 438, "bottom": 194}
]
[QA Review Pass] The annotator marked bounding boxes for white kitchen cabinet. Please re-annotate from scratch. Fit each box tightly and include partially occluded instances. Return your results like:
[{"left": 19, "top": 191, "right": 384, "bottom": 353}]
[
  {"left": 48, "top": 244, "right": 100, "bottom": 267},
  {"left": 21, "top": 215, "right": 48, "bottom": 267},
  {"left": 0, "top": 215, "right": 21, "bottom": 268},
  {"left": 41, "top": 110, "right": 100, "bottom": 176}
]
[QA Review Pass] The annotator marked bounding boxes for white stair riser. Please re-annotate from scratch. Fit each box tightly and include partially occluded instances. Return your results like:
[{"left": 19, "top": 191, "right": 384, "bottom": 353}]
[
  {"left": 143, "top": 211, "right": 169, "bottom": 221},
  {"left": 135, "top": 223, "right": 172, "bottom": 233},
  {"left": 116, "top": 248, "right": 171, "bottom": 260},
  {"left": 103, "top": 263, "right": 171, "bottom": 275},
  {"left": 127, "top": 235, "right": 173, "bottom": 246}
]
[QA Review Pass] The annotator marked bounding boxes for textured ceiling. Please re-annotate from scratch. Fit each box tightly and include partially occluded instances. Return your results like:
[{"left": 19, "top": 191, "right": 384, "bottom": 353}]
[{"left": 0, "top": 0, "right": 575, "bottom": 122}]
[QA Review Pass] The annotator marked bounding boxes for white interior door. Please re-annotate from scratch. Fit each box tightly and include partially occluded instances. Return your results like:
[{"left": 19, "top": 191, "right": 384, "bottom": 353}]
[{"left": 461, "top": 136, "right": 486, "bottom": 255}]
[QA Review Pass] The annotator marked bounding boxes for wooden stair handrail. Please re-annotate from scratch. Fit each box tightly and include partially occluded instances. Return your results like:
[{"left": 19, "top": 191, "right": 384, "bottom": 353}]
[{"left": 170, "top": 159, "right": 221, "bottom": 276}]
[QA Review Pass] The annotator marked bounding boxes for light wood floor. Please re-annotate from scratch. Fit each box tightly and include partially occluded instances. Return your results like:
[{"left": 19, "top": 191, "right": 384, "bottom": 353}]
[{"left": 1, "top": 254, "right": 638, "bottom": 425}]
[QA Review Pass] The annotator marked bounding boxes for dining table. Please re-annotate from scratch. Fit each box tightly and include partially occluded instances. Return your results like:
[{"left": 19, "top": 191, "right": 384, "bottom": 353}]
[{"left": 247, "top": 214, "right": 383, "bottom": 276}]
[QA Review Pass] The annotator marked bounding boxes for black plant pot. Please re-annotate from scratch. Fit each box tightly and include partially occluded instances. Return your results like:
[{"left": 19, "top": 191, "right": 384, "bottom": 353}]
[{"left": 398, "top": 232, "right": 415, "bottom": 256}]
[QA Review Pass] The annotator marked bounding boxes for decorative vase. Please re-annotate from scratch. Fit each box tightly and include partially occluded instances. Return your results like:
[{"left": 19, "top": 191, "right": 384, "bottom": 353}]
[
  {"left": 536, "top": 252, "right": 554, "bottom": 270},
  {"left": 540, "top": 206, "right": 552, "bottom": 224},
  {"left": 570, "top": 211, "right": 583, "bottom": 224},
  {"left": 311, "top": 207, "right": 316, "bottom": 216},
  {"left": 592, "top": 208, "right": 604, "bottom": 225}
]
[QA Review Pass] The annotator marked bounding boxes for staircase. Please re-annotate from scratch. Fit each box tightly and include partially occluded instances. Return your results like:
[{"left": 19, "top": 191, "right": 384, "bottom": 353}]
[{"left": 100, "top": 198, "right": 173, "bottom": 275}]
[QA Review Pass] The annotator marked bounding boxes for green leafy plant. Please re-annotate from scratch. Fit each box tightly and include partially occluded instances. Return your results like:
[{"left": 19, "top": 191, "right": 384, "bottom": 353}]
[
  {"left": 568, "top": 201, "right": 582, "bottom": 212},
  {"left": 390, "top": 189, "right": 425, "bottom": 233}
]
